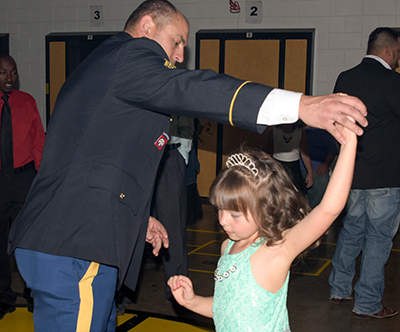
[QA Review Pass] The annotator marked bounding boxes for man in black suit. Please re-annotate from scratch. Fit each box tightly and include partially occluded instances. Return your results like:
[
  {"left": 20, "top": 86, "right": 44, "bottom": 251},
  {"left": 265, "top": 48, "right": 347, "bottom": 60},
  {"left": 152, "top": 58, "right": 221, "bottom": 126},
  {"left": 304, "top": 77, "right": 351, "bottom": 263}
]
[
  {"left": 8, "top": 0, "right": 367, "bottom": 330},
  {"left": 329, "top": 27, "right": 400, "bottom": 319}
]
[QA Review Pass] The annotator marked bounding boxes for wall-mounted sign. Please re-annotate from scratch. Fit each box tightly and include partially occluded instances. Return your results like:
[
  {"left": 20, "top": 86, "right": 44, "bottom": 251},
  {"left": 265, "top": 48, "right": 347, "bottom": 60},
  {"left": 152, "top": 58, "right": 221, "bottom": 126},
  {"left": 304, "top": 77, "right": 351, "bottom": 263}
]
[
  {"left": 245, "top": 1, "right": 263, "bottom": 24},
  {"left": 229, "top": 0, "right": 241, "bottom": 14},
  {"left": 90, "top": 5, "right": 104, "bottom": 27}
]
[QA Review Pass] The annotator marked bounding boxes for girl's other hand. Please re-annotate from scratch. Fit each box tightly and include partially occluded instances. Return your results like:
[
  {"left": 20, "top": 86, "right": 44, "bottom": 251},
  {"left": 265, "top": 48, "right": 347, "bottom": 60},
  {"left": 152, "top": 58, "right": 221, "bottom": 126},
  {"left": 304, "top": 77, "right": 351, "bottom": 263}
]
[{"left": 168, "top": 275, "right": 195, "bottom": 307}]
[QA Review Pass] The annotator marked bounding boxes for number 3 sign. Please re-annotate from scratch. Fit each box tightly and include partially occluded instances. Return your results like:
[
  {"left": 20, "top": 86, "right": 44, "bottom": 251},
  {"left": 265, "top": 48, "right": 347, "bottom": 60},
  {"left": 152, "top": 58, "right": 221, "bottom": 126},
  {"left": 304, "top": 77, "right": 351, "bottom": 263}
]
[
  {"left": 245, "top": 1, "right": 263, "bottom": 24},
  {"left": 90, "top": 5, "right": 104, "bottom": 27}
]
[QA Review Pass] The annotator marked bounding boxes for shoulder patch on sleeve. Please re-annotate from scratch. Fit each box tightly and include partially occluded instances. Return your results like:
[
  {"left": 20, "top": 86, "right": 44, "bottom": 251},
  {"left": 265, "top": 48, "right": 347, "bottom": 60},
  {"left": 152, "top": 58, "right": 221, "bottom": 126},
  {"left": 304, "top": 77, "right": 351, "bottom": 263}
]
[{"left": 155, "top": 132, "right": 170, "bottom": 150}]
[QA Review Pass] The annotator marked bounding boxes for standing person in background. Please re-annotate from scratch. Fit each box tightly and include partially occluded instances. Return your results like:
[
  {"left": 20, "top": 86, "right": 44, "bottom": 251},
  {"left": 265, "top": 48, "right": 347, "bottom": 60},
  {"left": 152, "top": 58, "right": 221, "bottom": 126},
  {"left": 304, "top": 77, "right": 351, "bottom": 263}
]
[
  {"left": 329, "top": 27, "right": 400, "bottom": 319},
  {"left": 300, "top": 127, "right": 338, "bottom": 209},
  {"left": 7, "top": 0, "right": 367, "bottom": 330},
  {"left": 152, "top": 115, "right": 194, "bottom": 301},
  {"left": 186, "top": 146, "right": 203, "bottom": 226},
  {"left": 267, "top": 121, "right": 313, "bottom": 195},
  {"left": 0, "top": 54, "right": 45, "bottom": 319},
  {"left": 116, "top": 115, "right": 194, "bottom": 313}
]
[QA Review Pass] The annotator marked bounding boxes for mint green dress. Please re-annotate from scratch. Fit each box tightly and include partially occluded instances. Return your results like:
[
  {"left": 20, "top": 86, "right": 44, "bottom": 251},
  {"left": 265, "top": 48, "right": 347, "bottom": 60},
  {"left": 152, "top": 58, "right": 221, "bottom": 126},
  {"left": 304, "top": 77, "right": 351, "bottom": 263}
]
[{"left": 213, "top": 240, "right": 291, "bottom": 332}]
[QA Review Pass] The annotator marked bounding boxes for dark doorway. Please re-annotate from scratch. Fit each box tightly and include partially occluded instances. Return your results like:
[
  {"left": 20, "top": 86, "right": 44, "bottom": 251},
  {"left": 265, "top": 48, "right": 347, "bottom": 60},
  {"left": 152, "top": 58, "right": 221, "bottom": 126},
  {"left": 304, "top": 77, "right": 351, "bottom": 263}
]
[
  {"left": 0, "top": 34, "right": 9, "bottom": 55},
  {"left": 45, "top": 32, "right": 115, "bottom": 123}
]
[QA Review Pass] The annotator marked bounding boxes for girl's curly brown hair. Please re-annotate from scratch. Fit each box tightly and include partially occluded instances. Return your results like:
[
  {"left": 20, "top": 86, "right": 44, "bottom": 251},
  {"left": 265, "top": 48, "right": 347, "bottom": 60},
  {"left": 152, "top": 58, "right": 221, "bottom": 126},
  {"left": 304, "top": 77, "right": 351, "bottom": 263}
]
[{"left": 209, "top": 147, "right": 311, "bottom": 247}]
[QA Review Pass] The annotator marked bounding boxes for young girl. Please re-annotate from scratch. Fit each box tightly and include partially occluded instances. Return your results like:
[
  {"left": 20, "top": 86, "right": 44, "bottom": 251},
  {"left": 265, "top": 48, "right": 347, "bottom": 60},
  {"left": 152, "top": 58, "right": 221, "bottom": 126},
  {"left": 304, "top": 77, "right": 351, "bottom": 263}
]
[{"left": 168, "top": 123, "right": 357, "bottom": 331}]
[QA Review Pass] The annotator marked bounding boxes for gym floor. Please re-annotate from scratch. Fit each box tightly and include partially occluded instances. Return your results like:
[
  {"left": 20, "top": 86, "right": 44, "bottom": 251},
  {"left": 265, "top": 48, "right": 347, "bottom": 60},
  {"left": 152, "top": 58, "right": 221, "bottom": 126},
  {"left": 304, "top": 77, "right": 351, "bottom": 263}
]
[{"left": 1, "top": 202, "right": 400, "bottom": 331}]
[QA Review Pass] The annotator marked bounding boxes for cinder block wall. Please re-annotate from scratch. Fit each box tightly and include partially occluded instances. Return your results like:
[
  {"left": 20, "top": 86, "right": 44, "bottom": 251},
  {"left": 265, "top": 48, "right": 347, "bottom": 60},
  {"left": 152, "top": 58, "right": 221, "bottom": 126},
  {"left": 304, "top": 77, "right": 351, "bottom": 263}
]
[{"left": 1, "top": 0, "right": 400, "bottom": 128}]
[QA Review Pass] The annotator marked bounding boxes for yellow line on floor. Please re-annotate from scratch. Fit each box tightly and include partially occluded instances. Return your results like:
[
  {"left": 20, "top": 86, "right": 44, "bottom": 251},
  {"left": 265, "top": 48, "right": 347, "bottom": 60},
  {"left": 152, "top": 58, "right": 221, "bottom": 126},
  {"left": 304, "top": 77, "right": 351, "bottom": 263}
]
[
  {"left": 186, "top": 229, "right": 224, "bottom": 235},
  {"left": 0, "top": 308, "right": 34, "bottom": 332},
  {"left": 314, "top": 259, "right": 332, "bottom": 276},
  {"left": 191, "top": 252, "right": 220, "bottom": 257},
  {"left": 189, "top": 268, "right": 214, "bottom": 274},
  {"left": 117, "top": 313, "right": 137, "bottom": 325},
  {"left": 131, "top": 317, "right": 213, "bottom": 331},
  {"left": 187, "top": 240, "right": 218, "bottom": 255},
  {"left": 0, "top": 309, "right": 213, "bottom": 332}
]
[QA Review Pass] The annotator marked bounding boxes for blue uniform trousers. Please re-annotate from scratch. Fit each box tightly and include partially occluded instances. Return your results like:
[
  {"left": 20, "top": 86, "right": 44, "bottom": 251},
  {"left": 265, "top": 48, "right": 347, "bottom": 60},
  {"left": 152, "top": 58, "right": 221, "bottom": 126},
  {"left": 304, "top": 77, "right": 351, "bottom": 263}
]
[{"left": 15, "top": 248, "right": 118, "bottom": 332}]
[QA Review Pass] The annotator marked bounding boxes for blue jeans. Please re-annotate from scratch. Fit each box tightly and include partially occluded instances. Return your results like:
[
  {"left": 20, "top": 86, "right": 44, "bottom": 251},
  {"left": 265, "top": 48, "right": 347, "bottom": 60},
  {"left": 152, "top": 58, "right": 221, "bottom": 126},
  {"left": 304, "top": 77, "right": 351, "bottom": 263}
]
[{"left": 329, "top": 188, "right": 400, "bottom": 315}]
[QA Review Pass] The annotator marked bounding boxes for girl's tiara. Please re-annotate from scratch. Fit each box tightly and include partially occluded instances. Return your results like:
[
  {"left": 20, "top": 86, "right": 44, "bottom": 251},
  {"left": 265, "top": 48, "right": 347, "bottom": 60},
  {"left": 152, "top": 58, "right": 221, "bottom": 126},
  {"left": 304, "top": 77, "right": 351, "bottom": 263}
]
[{"left": 226, "top": 153, "right": 259, "bottom": 176}]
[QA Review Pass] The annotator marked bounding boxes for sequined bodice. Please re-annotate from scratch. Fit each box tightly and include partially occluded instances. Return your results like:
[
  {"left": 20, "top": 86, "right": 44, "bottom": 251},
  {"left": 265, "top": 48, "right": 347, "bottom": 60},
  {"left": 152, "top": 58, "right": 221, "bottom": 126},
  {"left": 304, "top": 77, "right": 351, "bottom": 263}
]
[{"left": 213, "top": 240, "right": 290, "bottom": 332}]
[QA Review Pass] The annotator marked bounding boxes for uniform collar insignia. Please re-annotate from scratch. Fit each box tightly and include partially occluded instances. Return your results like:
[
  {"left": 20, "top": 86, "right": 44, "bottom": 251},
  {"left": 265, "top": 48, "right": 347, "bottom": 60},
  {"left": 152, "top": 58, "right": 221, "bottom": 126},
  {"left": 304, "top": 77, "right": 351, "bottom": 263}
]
[{"left": 164, "top": 59, "right": 176, "bottom": 69}]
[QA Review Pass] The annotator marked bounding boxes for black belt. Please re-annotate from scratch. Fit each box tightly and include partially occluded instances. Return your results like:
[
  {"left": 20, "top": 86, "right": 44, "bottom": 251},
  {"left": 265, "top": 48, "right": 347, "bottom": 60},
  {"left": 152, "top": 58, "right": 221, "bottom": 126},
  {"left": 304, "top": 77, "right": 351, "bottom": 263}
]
[
  {"left": 164, "top": 143, "right": 181, "bottom": 152},
  {"left": 1, "top": 161, "right": 35, "bottom": 175}
]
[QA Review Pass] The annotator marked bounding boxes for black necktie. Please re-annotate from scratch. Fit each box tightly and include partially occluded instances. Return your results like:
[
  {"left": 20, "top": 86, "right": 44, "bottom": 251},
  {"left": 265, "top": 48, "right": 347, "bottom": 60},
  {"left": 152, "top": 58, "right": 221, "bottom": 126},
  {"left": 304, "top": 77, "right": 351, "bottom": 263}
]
[{"left": 1, "top": 95, "right": 14, "bottom": 178}]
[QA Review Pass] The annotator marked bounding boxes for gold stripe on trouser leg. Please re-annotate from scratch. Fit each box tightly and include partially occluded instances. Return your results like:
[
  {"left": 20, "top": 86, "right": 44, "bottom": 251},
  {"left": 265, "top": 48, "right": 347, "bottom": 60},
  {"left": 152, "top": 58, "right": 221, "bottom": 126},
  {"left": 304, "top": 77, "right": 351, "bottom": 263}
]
[{"left": 76, "top": 262, "right": 100, "bottom": 332}]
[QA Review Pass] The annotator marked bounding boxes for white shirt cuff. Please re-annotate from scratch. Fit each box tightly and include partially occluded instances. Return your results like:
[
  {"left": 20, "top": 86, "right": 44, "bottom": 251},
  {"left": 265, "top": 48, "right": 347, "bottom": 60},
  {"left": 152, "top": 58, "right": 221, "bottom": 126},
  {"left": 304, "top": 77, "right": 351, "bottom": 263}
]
[{"left": 257, "top": 89, "right": 302, "bottom": 125}]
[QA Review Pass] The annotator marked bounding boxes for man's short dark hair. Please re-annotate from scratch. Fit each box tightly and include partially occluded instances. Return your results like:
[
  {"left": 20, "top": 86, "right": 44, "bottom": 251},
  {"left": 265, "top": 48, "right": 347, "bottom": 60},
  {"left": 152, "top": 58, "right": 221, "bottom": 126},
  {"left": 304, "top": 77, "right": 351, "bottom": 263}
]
[
  {"left": 0, "top": 54, "right": 15, "bottom": 63},
  {"left": 367, "top": 27, "right": 399, "bottom": 55},
  {"left": 124, "top": 0, "right": 178, "bottom": 31}
]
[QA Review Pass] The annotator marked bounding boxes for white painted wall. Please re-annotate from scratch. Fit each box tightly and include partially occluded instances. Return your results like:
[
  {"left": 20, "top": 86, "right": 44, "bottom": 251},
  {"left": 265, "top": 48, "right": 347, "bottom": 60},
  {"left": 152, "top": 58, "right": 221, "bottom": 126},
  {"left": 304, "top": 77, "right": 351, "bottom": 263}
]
[{"left": 1, "top": 0, "right": 400, "bottom": 128}]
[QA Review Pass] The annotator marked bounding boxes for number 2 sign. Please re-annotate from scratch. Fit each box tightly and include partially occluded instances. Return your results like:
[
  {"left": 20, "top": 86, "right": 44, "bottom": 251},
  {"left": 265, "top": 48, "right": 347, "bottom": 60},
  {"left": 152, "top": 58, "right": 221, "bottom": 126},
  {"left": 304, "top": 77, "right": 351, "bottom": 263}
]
[{"left": 245, "top": 1, "right": 263, "bottom": 24}]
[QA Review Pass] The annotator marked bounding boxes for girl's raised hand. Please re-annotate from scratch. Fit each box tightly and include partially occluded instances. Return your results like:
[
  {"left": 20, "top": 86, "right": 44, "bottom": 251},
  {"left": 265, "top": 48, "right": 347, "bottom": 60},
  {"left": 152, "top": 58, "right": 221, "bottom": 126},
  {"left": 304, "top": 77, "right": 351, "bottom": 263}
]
[{"left": 333, "top": 115, "right": 358, "bottom": 145}]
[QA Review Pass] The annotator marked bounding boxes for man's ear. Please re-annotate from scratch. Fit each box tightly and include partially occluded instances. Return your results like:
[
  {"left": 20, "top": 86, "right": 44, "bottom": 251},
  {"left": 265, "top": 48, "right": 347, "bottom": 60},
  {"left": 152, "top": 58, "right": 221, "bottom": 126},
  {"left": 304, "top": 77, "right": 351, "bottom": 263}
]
[
  {"left": 139, "top": 15, "right": 156, "bottom": 38},
  {"left": 385, "top": 45, "right": 393, "bottom": 57}
]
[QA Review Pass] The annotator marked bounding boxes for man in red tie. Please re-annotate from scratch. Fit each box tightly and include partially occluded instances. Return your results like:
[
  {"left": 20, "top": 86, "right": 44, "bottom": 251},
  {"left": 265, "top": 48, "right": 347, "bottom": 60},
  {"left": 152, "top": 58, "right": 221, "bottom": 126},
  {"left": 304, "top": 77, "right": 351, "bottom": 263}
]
[{"left": 0, "top": 54, "right": 45, "bottom": 320}]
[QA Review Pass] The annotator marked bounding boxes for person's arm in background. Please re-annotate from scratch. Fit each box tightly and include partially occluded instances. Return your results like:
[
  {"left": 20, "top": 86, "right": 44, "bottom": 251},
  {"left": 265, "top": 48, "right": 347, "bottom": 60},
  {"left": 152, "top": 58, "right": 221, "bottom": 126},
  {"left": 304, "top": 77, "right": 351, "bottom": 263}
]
[
  {"left": 29, "top": 97, "right": 46, "bottom": 170},
  {"left": 316, "top": 153, "right": 335, "bottom": 176},
  {"left": 265, "top": 127, "right": 275, "bottom": 156},
  {"left": 300, "top": 128, "right": 313, "bottom": 188},
  {"left": 316, "top": 130, "right": 339, "bottom": 176},
  {"left": 170, "top": 115, "right": 194, "bottom": 164}
]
